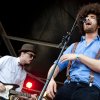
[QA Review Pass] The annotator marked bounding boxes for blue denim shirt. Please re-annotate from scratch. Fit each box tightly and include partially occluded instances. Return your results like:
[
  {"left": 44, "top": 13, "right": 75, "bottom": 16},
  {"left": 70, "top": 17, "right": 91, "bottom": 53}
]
[{"left": 57, "top": 36, "right": 100, "bottom": 88}]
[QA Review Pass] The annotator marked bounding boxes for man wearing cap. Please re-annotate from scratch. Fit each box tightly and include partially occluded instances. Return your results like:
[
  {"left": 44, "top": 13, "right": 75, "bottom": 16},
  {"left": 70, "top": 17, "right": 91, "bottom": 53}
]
[{"left": 0, "top": 43, "right": 37, "bottom": 100}]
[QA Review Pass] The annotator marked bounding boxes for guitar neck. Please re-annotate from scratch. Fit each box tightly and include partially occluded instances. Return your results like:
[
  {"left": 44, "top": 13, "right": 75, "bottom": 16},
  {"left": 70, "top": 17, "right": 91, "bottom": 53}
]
[{"left": 10, "top": 90, "right": 31, "bottom": 98}]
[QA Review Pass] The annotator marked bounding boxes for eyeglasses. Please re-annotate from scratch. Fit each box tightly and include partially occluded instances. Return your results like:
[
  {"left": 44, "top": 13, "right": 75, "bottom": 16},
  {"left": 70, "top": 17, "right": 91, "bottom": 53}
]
[{"left": 26, "top": 52, "right": 36, "bottom": 58}]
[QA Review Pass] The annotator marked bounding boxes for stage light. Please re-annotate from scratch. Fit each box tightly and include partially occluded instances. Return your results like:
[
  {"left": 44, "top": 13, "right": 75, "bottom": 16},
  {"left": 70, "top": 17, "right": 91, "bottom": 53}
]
[{"left": 26, "top": 81, "right": 32, "bottom": 89}]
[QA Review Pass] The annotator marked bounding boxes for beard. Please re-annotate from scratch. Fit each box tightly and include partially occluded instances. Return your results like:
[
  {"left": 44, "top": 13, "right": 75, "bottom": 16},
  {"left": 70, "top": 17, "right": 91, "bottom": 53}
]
[
  {"left": 84, "top": 28, "right": 95, "bottom": 33},
  {"left": 84, "top": 25, "right": 97, "bottom": 33}
]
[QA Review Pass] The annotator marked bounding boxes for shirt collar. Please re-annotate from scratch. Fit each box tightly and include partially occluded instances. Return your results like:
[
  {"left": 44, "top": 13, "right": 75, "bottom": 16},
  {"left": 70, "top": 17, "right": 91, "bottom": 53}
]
[
  {"left": 17, "top": 57, "right": 23, "bottom": 68},
  {"left": 81, "top": 35, "right": 100, "bottom": 41},
  {"left": 17, "top": 57, "right": 20, "bottom": 64}
]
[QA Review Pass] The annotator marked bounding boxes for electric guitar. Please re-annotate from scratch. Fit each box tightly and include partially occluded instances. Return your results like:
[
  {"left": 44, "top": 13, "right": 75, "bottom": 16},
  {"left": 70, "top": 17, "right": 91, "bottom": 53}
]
[
  {"left": 0, "top": 83, "right": 49, "bottom": 100},
  {"left": 10, "top": 89, "right": 31, "bottom": 99},
  {"left": 0, "top": 82, "right": 19, "bottom": 100},
  {"left": 1, "top": 89, "right": 49, "bottom": 100},
  {"left": 0, "top": 83, "right": 33, "bottom": 100}
]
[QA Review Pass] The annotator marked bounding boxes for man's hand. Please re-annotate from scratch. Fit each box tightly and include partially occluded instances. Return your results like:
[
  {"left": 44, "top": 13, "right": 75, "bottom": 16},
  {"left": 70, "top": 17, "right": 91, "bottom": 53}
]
[
  {"left": 0, "top": 82, "right": 6, "bottom": 92},
  {"left": 45, "top": 79, "right": 57, "bottom": 100},
  {"left": 60, "top": 54, "right": 78, "bottom": 62},
  {"left": 29, "top": 94, "right": 38, "bottom": 100}
]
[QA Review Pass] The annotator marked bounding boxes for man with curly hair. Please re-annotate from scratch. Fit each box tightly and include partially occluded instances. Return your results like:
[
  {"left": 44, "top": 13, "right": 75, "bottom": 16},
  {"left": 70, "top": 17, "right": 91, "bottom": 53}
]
[{"left": 45, "top": 3, "right": 100, "bottom": 100}]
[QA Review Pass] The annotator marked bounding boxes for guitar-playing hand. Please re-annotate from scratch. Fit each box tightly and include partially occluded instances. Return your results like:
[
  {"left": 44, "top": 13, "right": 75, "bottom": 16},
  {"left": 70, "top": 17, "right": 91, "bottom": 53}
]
[
  {"left": 0, "top": 82, "right": 6, "bottom": 92},
  {"left": 0, "top": 82, "right": 19, "bottom": 99},
  {"left": 29, "top": 94, "right": 38, "bottom": 100}
]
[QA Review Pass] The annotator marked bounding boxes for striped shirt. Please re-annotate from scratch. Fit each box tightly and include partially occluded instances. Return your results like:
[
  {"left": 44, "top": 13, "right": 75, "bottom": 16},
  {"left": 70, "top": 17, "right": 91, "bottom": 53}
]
[{"left": 0, "top": 56, "right": 27, "bottom": 91}]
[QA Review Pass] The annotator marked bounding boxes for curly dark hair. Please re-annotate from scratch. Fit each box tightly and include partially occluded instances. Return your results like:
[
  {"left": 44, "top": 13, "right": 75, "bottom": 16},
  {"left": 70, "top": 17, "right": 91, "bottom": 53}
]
[{"left": 76, "top": 3, "right": 100, "bottom": 35}]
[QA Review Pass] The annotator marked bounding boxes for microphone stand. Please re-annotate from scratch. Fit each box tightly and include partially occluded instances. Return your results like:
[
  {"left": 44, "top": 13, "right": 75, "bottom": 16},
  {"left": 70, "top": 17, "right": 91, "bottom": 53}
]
[{"left": 38, "top": 16, "right": 78, "bottom": 100}]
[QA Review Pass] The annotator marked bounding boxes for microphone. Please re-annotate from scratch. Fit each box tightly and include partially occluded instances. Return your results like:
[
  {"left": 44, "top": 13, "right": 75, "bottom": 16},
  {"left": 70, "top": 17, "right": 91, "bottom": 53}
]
[
  {"left": 80, "top": 17, "right": 86, "bottom": 23},
  {"left": 82, "top": 18, "right": 86, "bottom": 23},
  {"left": 79, "top": 16, "right": 100, "bottom": 23}
]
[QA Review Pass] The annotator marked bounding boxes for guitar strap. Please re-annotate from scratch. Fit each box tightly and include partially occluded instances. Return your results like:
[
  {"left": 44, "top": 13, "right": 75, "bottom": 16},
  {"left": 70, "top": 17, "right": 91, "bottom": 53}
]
[{"left": 66, "top": 42, "right": 100, "bottom": 86}]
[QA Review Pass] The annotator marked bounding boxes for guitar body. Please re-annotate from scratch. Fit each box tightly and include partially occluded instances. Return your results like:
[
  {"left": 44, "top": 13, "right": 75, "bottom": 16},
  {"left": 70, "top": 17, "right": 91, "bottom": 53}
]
[{"left": 0, "top": 82, "right": 19, "bottom": 100}]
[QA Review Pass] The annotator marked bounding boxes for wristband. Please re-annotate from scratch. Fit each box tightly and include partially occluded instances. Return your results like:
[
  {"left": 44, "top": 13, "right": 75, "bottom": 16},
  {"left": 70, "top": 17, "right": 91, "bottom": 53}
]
[{"left": 76, "top": 54, "right": 79, "bottom": 59}]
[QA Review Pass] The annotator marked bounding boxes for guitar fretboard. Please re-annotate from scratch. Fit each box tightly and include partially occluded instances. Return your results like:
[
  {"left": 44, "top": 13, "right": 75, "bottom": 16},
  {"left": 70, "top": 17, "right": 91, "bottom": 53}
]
[{"left": 10, "top": 90, "right": 31, "bottom": 98}]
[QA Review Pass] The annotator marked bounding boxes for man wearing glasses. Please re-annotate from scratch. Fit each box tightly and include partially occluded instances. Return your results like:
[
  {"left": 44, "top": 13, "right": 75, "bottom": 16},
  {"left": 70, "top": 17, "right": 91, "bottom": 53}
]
[{"left": 0, "top": 43, "right": 37, "bottom": 100}]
